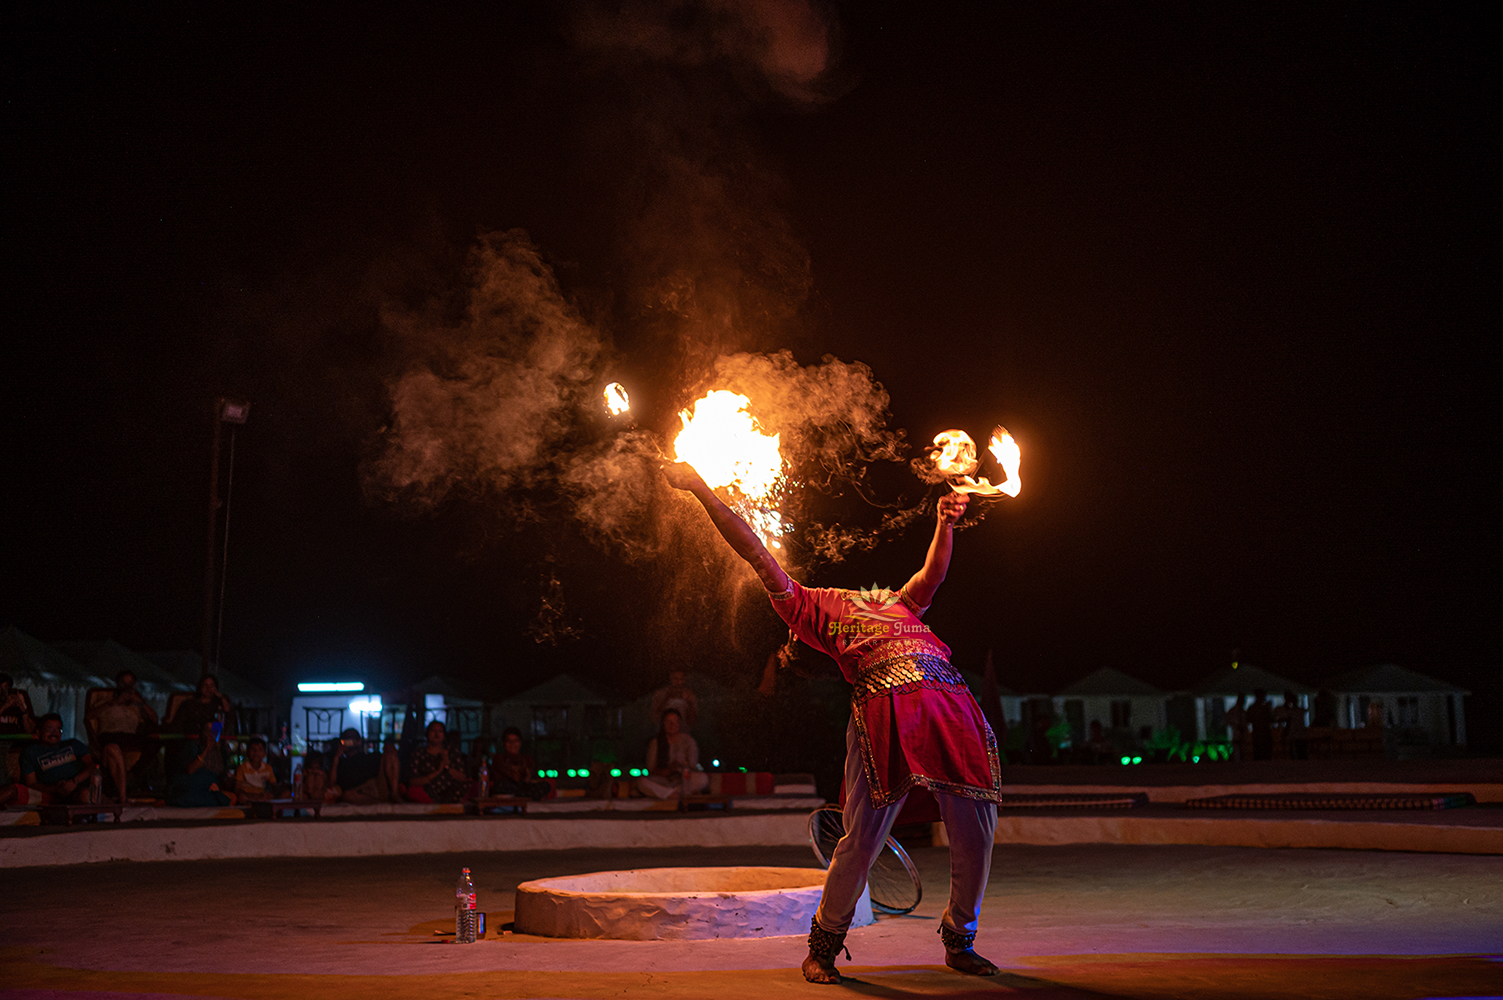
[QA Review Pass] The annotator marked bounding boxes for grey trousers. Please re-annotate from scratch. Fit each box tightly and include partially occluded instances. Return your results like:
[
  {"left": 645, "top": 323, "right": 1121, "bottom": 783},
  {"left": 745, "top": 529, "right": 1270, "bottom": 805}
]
[{"left": 816, "top": 717, "right": 998, "bottom": 941}]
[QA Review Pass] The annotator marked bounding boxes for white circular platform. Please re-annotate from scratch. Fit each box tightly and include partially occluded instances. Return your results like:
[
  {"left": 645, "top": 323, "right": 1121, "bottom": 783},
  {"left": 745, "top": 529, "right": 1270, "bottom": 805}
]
[{"left": 513, "top": 865, "right": 873, "bottom": 940}]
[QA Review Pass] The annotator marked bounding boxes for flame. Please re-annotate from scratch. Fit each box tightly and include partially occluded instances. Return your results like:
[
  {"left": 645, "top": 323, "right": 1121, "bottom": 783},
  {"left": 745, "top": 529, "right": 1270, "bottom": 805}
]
[
  {"left": 989, "top": 426, "right": 1021, "bottom": 497},
  {"left": 673, "top": 390, "right": 788, "bottom": 547},
  {"left": 603, "top": 382, "right": 631, "bottom": 416},
  {"left": 943, "top": 425, "right": 1022, "bottom": 498},
  {"left": 931, "top": 429, "right": 980, "bottom": 477}
]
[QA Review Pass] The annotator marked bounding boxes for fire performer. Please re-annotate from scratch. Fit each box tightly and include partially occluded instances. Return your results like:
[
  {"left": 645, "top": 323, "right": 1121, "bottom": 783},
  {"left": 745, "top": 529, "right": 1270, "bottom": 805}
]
[{"left": 664, "top": 462, "right": 1000, "bottom": 984}]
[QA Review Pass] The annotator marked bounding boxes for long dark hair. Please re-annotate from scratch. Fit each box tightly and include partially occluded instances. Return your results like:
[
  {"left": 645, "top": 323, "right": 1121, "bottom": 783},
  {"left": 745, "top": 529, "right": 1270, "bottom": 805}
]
[{"left": 650, "top": 708, "right": 682, "bottom": 762}]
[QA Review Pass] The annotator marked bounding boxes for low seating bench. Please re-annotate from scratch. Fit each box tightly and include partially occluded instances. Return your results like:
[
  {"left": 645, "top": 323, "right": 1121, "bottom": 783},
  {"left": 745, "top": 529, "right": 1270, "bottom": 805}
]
[
  {"left": 39, "top": 803, "right": 124, "bottom": 826},
  {"left": 249, "top": 798, "right": 324, "bottom": 819},
  {"left": 471, "top": 796, "right": 530, "bottom": 815}
]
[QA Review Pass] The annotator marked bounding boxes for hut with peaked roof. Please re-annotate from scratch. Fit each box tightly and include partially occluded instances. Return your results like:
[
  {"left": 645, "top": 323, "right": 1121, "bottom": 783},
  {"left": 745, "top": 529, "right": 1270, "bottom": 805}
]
[
  {"left": 1326, "top": 663, "right": 1468, "bottom": 748},
  {"left": 490, "top": 673, "right": 612, "bottom": 768},
  {"left": 1190, "top": 662, "right": 1315, "bottom": 741},
  {"left": 0, "top": 627, "right": 111, "bottom": 741},
  {"left": 1052, "top": 667, "right": 1166, "bottom": 746}
]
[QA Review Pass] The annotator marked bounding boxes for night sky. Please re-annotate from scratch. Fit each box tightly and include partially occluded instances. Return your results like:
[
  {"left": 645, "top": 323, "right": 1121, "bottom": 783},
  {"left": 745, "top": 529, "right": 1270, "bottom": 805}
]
[{"left": 7, "top": 5, "right": 1497, "bottom": 732}]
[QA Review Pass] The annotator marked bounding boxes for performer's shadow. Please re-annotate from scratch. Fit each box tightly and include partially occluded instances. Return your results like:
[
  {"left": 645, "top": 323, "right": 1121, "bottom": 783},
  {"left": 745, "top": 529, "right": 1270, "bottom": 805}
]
[{"left": 832, "top": 966, "right": 1131, "bottom": 998}]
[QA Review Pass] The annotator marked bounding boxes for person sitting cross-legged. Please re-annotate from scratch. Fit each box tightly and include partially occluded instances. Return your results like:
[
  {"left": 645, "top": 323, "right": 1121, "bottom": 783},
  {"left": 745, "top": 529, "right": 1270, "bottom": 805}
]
[
  {"left": 232, "top": 737, "right": 279, "bottom": 802},
  {"left": 166, "top": 735, "right": 237, "bottom": 807},
  {"left": 329, "top": 728, "right": 401, "bottom": 804},
  {"left": 636, "top": 709, "right": 708, "bottom": 800},
  {"left": 21, "top": 714, "right": 100, "bottom": 804},
  {"left": 490, "top": 726, "right": 551, "bottom": 801},
  {"left": 406, "top": 721, "right": 471, "bottom": 804}
]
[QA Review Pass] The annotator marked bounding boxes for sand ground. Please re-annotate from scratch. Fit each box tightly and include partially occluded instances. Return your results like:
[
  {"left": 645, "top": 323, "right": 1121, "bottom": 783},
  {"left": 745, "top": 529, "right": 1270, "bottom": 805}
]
[{"left": 2, "top": 843, "right": 1500, "bottom": 998}]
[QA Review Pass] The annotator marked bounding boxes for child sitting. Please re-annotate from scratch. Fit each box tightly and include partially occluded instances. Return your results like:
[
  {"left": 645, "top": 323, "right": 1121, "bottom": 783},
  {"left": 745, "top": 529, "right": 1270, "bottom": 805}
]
[{"left": 233, "top": 737, "right": 278, "bottom": 801}]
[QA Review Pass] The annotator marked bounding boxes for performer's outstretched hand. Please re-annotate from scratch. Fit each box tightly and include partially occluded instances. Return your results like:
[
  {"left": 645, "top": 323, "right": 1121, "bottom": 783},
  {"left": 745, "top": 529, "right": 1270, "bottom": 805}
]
[
  {"left": 663, "top": 461, "right": 708, "bottom": 493},
  {"left": 937, "top": 491, "right": 970, "bottom": 527},
  {"left": 664, "top": 459, "right": 790, "bottom": 594}
]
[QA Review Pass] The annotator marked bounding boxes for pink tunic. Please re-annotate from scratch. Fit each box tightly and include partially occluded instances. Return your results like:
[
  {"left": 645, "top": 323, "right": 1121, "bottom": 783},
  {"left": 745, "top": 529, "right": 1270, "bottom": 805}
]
[{"left": 769, "top": 580, "right": 1000, "bottom": 808}]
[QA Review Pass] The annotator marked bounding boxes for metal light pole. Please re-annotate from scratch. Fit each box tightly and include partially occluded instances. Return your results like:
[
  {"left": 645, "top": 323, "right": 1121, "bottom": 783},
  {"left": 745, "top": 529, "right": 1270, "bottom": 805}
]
[{"left": 201, "top": 397, "right": 250, "bottom": 678}]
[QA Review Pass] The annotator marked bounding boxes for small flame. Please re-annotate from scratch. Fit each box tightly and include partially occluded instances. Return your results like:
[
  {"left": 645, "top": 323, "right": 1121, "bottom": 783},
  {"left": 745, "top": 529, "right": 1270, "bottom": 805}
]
[
  {"left": 944, "top": 425, "right": 1022, "bottom": 498},
  {"left": 673, "top": 390, "right": 788, "bottom": 547},
  {"left": 603, "top": 382, "right": 631, "bottom": 416},
  {"left": 989, "top": 426, "right": 1021, "bottom": 497}
]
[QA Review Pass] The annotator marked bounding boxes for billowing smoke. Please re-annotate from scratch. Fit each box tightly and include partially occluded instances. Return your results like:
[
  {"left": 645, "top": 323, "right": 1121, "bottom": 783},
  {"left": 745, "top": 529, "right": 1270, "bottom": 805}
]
[
  {"left": 702, "top": 350, "right": 904, "bottom": 487},
  {"left": 361, "top": 3, "right": 927, "bottom": 667},
  {"left": 365, "top": 230, "right": 605, "bottom": 507},
  {"left": 570, "top": 0, "right": 837, "bottom": 106}
]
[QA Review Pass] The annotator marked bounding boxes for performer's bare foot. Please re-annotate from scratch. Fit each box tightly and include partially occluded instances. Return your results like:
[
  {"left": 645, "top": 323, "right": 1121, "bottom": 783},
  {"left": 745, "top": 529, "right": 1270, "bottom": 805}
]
[
  {"left": 801, "top": 950, "right": 841, "bottom": 984},
  {"left": 945, "top": 948, "right": 999, "bottom": 976}
]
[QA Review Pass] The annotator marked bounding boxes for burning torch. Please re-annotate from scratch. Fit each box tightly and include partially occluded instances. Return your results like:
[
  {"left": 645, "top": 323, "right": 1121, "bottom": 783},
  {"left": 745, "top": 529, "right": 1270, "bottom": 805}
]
[{"left": 929, "top": 426, "right": 1021, "bottom": 498}]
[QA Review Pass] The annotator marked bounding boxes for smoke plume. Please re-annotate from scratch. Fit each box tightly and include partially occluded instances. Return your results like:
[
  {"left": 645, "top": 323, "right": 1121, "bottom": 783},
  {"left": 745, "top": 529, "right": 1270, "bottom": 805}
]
[{"left": 365, "top": 230, "right": 605, "bottom": 507}]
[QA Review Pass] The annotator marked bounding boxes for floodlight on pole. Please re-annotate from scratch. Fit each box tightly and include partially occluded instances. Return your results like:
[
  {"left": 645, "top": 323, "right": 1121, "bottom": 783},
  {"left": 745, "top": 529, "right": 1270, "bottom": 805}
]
[{"left": 201, "top": 397, "right": 251, "bottom": 678}]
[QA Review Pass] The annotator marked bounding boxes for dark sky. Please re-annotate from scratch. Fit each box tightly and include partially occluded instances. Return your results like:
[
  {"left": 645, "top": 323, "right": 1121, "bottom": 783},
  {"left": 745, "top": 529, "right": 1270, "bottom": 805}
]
[{"left": 6, "top": 4, "right": 1497, "bottom": 713}]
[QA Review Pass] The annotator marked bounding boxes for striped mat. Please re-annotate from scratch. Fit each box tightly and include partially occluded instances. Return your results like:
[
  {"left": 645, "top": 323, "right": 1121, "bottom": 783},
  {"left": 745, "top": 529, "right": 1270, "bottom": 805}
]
[
  {"left": 1183, "top": 792, "right": 1476, "bottom": 811},
  {"left": 996, "top": 792, "right": 1149, "bottom": 809}
]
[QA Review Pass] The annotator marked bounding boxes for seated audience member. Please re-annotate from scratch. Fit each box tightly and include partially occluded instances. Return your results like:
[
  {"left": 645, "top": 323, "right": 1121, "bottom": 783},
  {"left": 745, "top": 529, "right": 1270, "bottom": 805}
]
[
  {"left": 1084, "top": 719, "right": 1114, "bottom": 763},
  {"left": 328, "top": 728, "right": 400, "bottom": 804},
  {"left": 299, "top": 752, "right": 336, "bottom": 803},
  {"left": 637, "top": 709, "right": 708, "bottom": 800},
  {"left": 1, "top": 672, "right": 37, "bottom": 795},
  {"left": 88, "top": 669, "right": 159, "bottom": 804},
  {"left": 21, "top": 714, "right": 100, "bottom": 804},
  {"left": 1, "top": 672, "right": 37, "bottom": 736},
  {"left": 650, "top": 670, "right": 700, "bottom": 728},
  {"left": 406, "top": 721, "right": 470, "bottom": 804},
  {"left": 233, "top": 737, "right": 278, "bottom": 801},
  {"left": 168, "top": 675, "right": 234, "bottom": 776},
  {"left": 491, "top": 726, "right": 550, "bottom": 800},
  {"left": 166, "top": 750, "right": 236, "bottom": 807}
]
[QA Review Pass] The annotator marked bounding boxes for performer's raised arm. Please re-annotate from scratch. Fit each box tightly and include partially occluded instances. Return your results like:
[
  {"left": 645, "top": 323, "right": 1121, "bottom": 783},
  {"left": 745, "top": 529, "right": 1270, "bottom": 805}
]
[
  {"left": 664, "top": 462, "right": 790, "bottom": 594},
  {"left": 901, "top": 491, "right": 969, "bottom": 610}
]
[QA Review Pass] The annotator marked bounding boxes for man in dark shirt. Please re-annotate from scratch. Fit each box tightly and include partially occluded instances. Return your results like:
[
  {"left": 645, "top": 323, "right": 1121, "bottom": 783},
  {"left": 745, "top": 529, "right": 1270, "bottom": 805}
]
[
  {"left": 21, "top": 713, "right": 99, "bottom": 804},
  {"left": 329, "top": 728, "right": 397, "bottom": 804}
]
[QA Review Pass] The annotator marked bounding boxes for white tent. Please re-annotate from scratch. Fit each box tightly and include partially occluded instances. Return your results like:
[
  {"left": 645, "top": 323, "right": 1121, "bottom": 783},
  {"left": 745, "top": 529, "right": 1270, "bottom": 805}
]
[
  {"left": 1326, "top": 663, "right": 1468, "bottom": 746},
  {"left": 0, "top": 627, "right": 111, "bottom": 741},
  {"left": 1052, "top": 666, "right": 1166, "bottom": 744}
]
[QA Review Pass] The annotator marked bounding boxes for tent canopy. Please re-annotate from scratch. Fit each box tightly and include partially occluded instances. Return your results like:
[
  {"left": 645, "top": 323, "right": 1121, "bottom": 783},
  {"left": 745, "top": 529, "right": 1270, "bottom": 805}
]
[
  {"left": 142, "top": 650, "right": 273, "bottom": 707},
  {"left": 0, "top": 627, "right": 110, "bottom": 691},
  {"left": 54, "top": 640, "right": 182, "bottom": 696}
]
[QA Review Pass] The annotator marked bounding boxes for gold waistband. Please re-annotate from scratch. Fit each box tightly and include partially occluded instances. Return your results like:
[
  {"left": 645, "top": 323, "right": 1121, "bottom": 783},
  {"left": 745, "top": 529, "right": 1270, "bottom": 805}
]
[{"left": 852, "top": 646, "right": 967, "bottom": 704}]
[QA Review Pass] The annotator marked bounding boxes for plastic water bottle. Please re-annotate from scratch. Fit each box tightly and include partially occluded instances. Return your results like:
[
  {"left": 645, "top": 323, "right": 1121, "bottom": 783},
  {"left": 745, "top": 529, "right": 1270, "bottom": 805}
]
[
  {"left": 455, "top": 867, "right": 478, "bottom": 943},
  {"left": 90, "top": 772, "right": 103, "bottom": 804},
  {"left": 478, "top": 756, "right": 491, "bottom": 799}
]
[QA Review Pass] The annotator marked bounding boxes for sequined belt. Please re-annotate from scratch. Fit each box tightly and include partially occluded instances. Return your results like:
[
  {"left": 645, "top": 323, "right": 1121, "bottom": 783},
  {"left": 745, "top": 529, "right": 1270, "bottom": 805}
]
[{"left": 851, "top": 643, "right": 967, "bottom": 705}]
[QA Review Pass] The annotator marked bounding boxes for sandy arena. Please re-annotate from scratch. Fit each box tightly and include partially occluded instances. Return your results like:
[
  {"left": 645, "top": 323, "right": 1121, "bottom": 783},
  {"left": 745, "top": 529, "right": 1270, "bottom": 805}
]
[{"left": 3, "top": 842, "right": 1499, "bottom": 999}]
